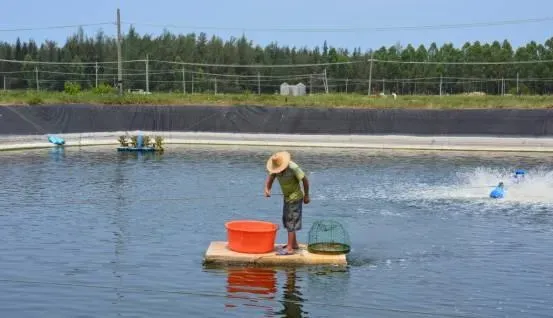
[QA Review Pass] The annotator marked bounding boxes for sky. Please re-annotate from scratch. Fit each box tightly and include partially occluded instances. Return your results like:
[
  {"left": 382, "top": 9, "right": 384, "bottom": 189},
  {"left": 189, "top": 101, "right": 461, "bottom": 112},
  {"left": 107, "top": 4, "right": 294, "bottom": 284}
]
[{"left": 0, "top": 0, "right": 552, "bottom": 53}]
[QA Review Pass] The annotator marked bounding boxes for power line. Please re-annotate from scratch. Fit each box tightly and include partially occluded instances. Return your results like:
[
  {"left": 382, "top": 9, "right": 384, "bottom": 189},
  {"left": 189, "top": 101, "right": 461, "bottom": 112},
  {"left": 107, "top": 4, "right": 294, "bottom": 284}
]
[
  {"left": 122, "top": 16, "right": 553, "bottom": 33},
  {"left": 2, "top": 58, "right": 552, "bottom": 68},
  {"left": 371, "top": 59, "right": 553, "bottom": 65},
  {"left": 147, "top": 59, "right": 361, "bottom": 68},
  {"left": 0, "top": 16, "right": 550, "bottom": 34},
  {"left": 0, "top": 58, "right": 139, "bottom": 65},
  {"left": 149, "top": 58, "right": 553, "bottom": 68},
  {"left": 0, "top": 22, "right": 113, "bottom": 32}
]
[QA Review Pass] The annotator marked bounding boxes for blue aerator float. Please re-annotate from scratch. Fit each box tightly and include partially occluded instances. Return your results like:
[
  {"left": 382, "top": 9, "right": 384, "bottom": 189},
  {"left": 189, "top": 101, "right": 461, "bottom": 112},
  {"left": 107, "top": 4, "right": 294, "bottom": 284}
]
[
  {"left": 489, "top": 169, "right": 527, "bottom": 199},
  {"left": 489, "top": 182, "right": 505, "bottom": 199},
  {"left": 512, "top": 169, "right": 526, "bottom": 183},
  {"left": 47, "top": 135, "right": 65, "bottom": 145},
  {"left": 515, "top": 169, "right": 526, "bottom": 175}
]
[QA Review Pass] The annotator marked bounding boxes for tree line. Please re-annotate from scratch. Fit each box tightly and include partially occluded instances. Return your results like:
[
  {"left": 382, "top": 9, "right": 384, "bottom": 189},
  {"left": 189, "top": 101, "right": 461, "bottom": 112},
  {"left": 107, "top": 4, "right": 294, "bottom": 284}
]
[{"left": 0, "top": 26, "right": 552, "bottom": 95}]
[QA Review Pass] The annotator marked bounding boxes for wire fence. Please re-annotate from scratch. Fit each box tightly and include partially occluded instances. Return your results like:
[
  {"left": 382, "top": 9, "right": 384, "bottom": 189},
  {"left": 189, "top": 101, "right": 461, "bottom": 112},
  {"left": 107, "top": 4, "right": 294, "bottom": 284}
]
[{"left": 1, "top": 58, "right": 553, "bottom": 96}]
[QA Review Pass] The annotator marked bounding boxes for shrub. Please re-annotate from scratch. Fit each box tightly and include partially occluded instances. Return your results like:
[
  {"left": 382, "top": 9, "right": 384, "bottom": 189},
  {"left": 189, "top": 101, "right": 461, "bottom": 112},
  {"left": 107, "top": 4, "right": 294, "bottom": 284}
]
[
  {"left": 508, "top": 84, "right": 531, "bottom": 95},
  {"left": 64, "top": 81, "right": 81, "bottom": 95},
  {"left": 92, "top": 83, "right": 115, "bottom": 94},
  {"left": 27, "top": 95, "right": 43, "bottom": 105}
]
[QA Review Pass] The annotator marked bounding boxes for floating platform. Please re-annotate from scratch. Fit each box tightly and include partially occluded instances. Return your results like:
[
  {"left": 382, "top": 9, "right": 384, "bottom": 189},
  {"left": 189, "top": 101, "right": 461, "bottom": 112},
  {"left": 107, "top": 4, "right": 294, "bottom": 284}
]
[
  {"left": 203, "top": 241, "right": 347, "bottom": 266},
  {"left": 117, "top": 146, "right": 159, "bottom": 152}
]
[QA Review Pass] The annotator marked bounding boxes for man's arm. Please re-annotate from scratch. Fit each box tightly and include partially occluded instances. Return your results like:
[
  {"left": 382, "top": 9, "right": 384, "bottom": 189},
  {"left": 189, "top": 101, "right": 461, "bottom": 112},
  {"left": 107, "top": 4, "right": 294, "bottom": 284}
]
[
  {"left": 264, "top": 174, "right": 276, "bottom": 197},
  {"left": 289, "top": 161, "right": 310, "bottom": 204},
  {"left": 302, "top": 176, "right": 309, "bottom": 196},
  {"left": 302, "top": 176, "right": 310, "bottom": 203}
]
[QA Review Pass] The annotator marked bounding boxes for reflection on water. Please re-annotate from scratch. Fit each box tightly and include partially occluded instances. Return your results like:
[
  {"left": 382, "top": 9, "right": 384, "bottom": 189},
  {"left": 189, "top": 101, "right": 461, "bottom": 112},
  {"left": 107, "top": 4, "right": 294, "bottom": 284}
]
[
  {"left": 48, "top": 146, "right": 65, "bottom": 161},
  {"left": 223, "top": 266, "right": 308, "bottom": 318},
  {"left": 116, "top": 151, "right": 164, "bottom": 162},
  {"left": 274, "top": 269, "right": 308, "bottom": 318},
  {"left": 226, "top": 267, "right": 276, "bottom": 300}
]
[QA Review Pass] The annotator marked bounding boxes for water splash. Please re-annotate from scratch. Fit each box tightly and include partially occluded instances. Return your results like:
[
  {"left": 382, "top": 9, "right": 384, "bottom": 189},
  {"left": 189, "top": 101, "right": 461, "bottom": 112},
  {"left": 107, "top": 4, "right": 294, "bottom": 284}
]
[
  {"left": 415, "top": 166, "right": 553, "bottom": 205},
  {"left": 314, "top": 166, "right": 553, "bottom": 209}
]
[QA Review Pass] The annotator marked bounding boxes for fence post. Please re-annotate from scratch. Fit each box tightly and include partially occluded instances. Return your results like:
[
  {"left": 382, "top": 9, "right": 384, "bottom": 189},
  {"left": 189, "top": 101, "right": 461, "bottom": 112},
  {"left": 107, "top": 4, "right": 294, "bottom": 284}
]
[
  {"left": 345, "top": 78, "right": 348, "bottom": 94},
  {"left": 323, "top": 68, "right": 329, "bottom": 94},
  {"left": 35, "top": 66, "right": 39, "bottom": 91},
  {"left": 182, "top": 67, "right": 186, "bottom": 94},
  {"left": 145, "top": 55, "right": 149, "bottom": 93},
  {"left": 517, "top": 72, "right": 520, "bottom": 95},
  {"left": 95, "top": 61, "right": 99, "bottom": 88},
  {"left": 257, "top": 72, "right": 261, "bottom": 95}
]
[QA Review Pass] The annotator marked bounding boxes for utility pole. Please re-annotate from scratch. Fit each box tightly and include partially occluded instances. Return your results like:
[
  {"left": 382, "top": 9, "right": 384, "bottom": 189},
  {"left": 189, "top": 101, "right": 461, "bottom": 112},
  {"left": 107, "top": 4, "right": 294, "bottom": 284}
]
[
  {"left": 367, "top": 52, "right": 374, "bottom": 95},
  {"left": 145, "top": 54, "right": 149, "bottom": 93},
  {"left": 116, "top": 8, "right": 123, "bottom": 95}
]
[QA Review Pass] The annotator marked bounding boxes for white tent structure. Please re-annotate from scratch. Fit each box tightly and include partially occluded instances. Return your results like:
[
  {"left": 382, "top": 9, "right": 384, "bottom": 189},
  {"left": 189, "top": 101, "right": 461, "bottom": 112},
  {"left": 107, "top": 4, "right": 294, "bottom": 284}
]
[{"left": 280, "top": 82, "right": 307, "bottom": 96}]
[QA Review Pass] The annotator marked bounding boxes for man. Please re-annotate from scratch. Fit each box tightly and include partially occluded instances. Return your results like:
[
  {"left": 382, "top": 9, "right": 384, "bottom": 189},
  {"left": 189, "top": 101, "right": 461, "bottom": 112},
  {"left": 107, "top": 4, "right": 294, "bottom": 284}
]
[{"left": 264, "top": 151, "right": 310, "bottom": 255}]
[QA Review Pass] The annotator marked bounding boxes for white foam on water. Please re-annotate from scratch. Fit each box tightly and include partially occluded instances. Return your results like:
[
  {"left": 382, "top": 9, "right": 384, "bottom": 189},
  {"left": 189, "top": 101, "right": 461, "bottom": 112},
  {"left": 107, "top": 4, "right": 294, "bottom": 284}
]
[
  {"left": 410, "top": 166, "right": 553, "bottom": 206},
  {"left": 313, "top": 166, "right": 553, "bottom": 212}
]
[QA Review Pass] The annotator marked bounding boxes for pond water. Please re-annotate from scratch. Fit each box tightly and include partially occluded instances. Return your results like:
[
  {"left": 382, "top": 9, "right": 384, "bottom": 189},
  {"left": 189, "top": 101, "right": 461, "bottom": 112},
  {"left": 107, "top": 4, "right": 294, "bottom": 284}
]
[{"left": 1, "top": 145, "right": 552, "bottom": 317}]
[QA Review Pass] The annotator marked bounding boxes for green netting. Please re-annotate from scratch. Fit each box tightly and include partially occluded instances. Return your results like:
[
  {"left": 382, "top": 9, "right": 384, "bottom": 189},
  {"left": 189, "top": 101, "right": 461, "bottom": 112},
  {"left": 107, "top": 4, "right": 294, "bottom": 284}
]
[{"left": 307, "top": 220, "right": 351, "bottom": 255}]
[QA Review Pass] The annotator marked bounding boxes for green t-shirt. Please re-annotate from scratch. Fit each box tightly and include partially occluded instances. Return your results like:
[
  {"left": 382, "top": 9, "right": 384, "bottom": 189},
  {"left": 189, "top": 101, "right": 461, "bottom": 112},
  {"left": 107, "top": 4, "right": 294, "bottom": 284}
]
[{"left": 272, "top": 161, "right": 305, "bottom": 202}]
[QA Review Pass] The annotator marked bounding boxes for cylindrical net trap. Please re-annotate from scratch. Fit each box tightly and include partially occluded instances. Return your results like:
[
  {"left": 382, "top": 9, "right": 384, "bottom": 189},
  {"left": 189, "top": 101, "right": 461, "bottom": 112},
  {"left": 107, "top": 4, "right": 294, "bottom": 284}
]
[{"left": 307, "top": 220, "right": 351, "bottom": 255}]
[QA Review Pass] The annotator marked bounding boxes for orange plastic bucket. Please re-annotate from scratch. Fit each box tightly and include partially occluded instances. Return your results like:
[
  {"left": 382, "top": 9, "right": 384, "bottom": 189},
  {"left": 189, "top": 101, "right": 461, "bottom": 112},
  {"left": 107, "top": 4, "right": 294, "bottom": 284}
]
[{"left": 225, "top": 220, "right": 278, "bottom": 254}]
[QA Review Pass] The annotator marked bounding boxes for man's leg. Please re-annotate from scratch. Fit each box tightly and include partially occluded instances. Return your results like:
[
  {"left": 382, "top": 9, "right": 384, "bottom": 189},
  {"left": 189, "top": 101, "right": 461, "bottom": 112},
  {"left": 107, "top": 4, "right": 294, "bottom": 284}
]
[
  {"left": 283, "top": 199, "right": 302, "bottom": 252},
  {"left": 292, "top": 232, "right": 299, "bottom": 250},
  {"left": 288, "top": 231, "right": 297, "bottom": 252}
]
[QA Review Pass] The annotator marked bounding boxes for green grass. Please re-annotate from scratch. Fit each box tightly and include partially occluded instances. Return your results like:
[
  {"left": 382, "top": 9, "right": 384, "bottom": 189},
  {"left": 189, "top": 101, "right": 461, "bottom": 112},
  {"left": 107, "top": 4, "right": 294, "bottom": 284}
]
[{"left": 1, "top": 90, "right": 553, "bottom": 109}]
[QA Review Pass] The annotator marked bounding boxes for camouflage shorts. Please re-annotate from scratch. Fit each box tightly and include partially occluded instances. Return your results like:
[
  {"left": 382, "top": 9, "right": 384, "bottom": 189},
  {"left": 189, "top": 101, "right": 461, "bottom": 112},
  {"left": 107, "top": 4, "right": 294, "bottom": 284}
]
[{"left": 282, "top": 199, "right": 302, "bottom": 232}]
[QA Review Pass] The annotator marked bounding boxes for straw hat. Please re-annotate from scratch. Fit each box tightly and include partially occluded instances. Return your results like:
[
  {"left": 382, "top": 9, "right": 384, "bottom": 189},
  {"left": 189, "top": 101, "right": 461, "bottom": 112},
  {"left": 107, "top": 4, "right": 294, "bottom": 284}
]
[{"left": 266, "top": 151, "right": 291, "bottom": 174}]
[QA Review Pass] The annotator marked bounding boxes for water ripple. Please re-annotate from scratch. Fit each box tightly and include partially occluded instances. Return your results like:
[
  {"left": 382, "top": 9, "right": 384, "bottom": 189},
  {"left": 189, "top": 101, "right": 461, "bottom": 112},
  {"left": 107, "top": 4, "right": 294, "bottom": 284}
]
[{"left": 0, "top": 146, "right": 552, "bottom": 317}]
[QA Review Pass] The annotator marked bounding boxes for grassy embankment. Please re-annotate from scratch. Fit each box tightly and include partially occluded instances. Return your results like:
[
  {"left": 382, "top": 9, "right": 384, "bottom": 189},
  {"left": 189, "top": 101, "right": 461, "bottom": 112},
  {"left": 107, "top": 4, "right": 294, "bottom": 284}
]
[{"left": 1, "top": 90, "right": 552, "bottom": 109}]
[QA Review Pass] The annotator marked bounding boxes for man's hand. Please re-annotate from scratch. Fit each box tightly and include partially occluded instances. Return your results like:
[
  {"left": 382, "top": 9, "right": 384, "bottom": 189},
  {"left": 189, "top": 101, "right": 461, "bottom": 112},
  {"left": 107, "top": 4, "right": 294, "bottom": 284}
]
[
  {"left": 264, "top": 174, "right": 275, "bottom": 198},
  {"left": 303, "top": 194, "right": 310, "bottom": 204}
]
